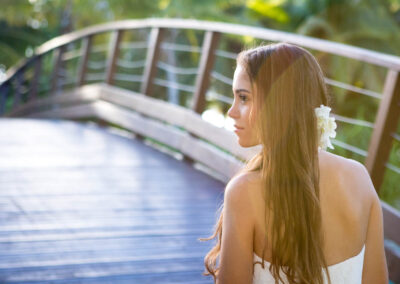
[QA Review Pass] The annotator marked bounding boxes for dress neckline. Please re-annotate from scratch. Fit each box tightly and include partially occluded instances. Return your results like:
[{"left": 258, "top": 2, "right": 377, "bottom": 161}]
[{"left": 254, "top": 244, "right": 365, "bottom": 268}]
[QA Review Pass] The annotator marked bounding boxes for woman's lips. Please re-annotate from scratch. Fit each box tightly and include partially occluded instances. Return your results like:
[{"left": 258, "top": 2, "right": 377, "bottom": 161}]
[{"left": 234, "top": 125, "right": 244, "bottom": 132}]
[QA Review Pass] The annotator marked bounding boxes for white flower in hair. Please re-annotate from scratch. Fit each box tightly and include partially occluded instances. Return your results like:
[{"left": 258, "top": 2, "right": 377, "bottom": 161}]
[{"left": 315, "top": 104, "right": 337, "bottom": 150}]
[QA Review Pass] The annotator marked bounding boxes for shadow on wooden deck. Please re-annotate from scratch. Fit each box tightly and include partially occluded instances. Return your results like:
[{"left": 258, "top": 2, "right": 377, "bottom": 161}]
[{"left": 0, "top": 118, "right": 224, "bottom": 283}]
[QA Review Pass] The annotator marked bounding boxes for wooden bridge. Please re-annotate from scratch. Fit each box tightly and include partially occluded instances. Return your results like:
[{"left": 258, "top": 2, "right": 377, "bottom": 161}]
[
  {"left": 0, "top": 117, "right": 224, "bottom": 283},
  {"left": 0, "top": 18, "right": 399, "bottom": 283}
]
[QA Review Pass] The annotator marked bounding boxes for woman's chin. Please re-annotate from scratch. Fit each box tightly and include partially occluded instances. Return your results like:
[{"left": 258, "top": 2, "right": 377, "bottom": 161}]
[
  {"left": 237, "top": 137, "right": 260, "bottom": 148},
  {"left": 237, "top": 139, "right": 253, "bottom": 148}
]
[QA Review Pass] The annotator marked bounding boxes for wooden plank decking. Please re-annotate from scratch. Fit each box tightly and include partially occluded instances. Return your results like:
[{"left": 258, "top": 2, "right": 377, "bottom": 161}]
[{"left": 0, "top": 118, "right": 224, "bottom": 283}]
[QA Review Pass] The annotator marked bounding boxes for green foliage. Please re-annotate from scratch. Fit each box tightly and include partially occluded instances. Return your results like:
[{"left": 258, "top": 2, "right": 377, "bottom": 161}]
[{"left": 247, "top": 0, "right": 290, "bottom": 23}]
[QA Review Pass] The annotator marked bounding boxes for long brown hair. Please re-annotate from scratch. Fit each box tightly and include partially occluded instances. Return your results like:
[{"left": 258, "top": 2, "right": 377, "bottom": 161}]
[{"left": 200, "top": 42, "right": 333, "bottom": 284}]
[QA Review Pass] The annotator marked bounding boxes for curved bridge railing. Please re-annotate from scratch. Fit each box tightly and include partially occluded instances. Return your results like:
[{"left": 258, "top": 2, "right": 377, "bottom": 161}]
[{"left": 0, "top": 18, "right": 399, "bottom": 281}]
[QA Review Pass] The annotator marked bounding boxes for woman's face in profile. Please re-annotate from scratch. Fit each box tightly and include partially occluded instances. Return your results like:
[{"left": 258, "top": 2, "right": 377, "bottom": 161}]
[{"left": 228, "top": 65, "right": 259, "bottom": 147}]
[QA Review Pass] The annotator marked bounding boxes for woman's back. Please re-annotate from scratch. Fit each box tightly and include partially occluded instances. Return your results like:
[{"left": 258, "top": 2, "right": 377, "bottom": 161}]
[{"left": 250, "top": 150, "right": 386, "bottom": 283}]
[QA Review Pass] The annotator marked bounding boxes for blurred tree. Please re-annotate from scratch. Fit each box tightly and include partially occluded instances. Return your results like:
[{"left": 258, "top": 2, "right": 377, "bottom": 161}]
[
  {"left": 0, "top": 0, "right": 252, "bottom": 73},
  {"left": 2, "top": 0, "right": 400, "bottom": 71},
  {"left": 246, "top": 0, "right": 400, "bottom": 116}
]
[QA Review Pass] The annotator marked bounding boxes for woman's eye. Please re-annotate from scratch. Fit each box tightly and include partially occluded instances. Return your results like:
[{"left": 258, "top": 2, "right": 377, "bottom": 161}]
[{"left": 239, "top": 94, "right": 248, "bottom": 102}]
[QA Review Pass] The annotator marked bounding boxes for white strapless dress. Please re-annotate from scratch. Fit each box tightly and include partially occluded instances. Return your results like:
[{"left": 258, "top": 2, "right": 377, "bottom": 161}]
[{"left": 253, "top": 244, "right": 365, "bottom": 284}]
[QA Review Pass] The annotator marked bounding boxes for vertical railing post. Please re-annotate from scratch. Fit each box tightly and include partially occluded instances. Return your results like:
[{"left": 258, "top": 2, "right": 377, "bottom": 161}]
[
  {"left": 29, "top": 55, "right": 42, "bottom": 101},
  {"left": 191, "top": 31, "right": 221, "bottom": 114},
  {"left": 0, "top": 82, "right": 10, "bottom": 116},
  {"left": 365, "top": 69, "right": 400, "bottom": 193},
  {"left": 105, "top": 30, "right": 124, "bottom": 85},
  {"left": 140, "top": 27, "right": 165, "bottom": 96},
  {"left": 12, "top": 71, "right": 24, "bottom": 111},
  {"left": 50, "top": 45, "right": 66, "bottom": 95},
  {"left": 77, "top": 35, "right": 92, "bottom": 86}
]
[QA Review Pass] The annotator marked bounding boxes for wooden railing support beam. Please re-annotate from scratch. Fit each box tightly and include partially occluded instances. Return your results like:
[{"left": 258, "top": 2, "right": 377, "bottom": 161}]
[
  {"left": 12, "top": 71, "right": 24, "bottom": 111},
  {"left": 105, "top": 30, "right": 124, "bottom": 85},
  {"left": 140, "top": 27, "right": 165, "bottom": 96},
  {"left": 192, "top": 31, "right": 221, "bottom": 114},
  {"left": 0, "top": 82, "right": 10, "bottom": 116},
  {"left": 77, "top": 36, "right": 92, "bottom": 86},
  {"left": 29, "top": 55, "right": 42, "bottom": 101},
  {"left": 365, "top": 69, "right": 400, "bottom": 192},
  {"left": 50, "top": 45, "right": 66, "bottom": 95}
]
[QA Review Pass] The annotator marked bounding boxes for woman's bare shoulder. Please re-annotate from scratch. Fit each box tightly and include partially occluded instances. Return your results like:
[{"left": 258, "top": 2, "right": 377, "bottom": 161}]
[
  {"left": 320, "top": 150, "right": 377, "bottom": 203},
  {"left": 322, "top": 150, "right": 370, "bottom": 178},
  {"left": 225, "top": 171, "right": 263, "bottom": 215},
  {"left": 319, "top": 150, "right": 357, "bottom": 168},
  {"left": 227, "top": 170, "right": 263, "bottom": 189}
]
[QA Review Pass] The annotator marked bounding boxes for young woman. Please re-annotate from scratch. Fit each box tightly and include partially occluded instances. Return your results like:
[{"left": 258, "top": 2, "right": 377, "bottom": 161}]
[{"left": 201, "top": 43, "right": 388, "bottom": 284}]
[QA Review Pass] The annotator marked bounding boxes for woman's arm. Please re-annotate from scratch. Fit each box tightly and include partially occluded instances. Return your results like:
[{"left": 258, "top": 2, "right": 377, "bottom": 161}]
[{"left": 217, "top": 173, "right": 257, "bottom": 284}]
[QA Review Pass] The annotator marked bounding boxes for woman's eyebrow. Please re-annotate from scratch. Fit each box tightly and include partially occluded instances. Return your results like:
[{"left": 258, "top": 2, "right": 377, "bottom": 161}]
[{"left": 233, "top": 88, "right": 251, "bottom": 94}]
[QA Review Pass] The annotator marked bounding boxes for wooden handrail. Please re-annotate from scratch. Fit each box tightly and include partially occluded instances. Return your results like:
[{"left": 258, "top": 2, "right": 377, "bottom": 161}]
[{"left": 4, "top": 18, "right": 400, "bottom": 86}]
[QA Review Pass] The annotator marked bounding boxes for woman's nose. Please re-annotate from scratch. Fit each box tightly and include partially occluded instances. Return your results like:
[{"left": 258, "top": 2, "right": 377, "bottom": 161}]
[{"left": 227, "top": 104, "right": 239, "bottom": 119}]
